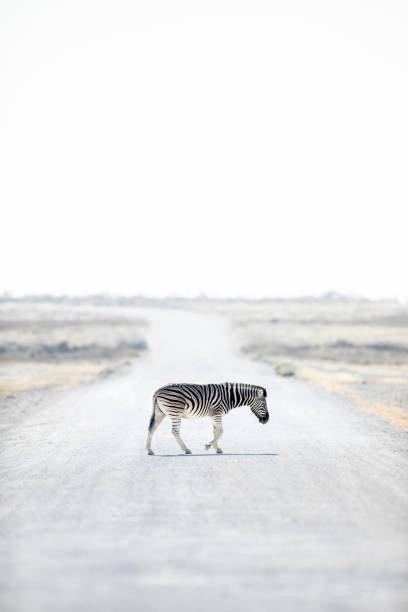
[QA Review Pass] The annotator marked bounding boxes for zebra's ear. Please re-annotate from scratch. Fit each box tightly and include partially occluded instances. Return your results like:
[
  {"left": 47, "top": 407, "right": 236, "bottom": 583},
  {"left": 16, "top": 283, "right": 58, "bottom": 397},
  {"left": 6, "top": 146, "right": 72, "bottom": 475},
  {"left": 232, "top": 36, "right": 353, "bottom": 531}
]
[
  {"left": 263, "top": 388, "right": 267, "bottom": 398},
  {"left": 257, "top": 388, "right": 263, "bottom": 397}
]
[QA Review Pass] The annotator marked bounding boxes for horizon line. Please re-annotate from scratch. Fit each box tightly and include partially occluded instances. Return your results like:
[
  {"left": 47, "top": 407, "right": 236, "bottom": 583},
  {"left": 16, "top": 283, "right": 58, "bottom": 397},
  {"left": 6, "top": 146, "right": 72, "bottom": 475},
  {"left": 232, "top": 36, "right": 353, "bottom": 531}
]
[{"left": 0, "top": 291, "right": 404, "bottom": 304}]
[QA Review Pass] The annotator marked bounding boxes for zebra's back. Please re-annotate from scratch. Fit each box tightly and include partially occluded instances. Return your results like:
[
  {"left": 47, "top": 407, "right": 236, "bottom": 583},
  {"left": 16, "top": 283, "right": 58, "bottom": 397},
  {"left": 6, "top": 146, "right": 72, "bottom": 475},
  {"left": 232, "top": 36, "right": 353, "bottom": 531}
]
[{"left": 155, "top": 383, "right": 227, "bottom": 419}]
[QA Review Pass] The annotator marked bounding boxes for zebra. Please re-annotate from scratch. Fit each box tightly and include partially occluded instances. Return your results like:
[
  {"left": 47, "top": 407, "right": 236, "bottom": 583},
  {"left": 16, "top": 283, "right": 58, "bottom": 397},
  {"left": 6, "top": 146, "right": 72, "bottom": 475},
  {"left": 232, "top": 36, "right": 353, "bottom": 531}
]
[{"left": 146, "top": 382, "right": 269, "bottom": 455}]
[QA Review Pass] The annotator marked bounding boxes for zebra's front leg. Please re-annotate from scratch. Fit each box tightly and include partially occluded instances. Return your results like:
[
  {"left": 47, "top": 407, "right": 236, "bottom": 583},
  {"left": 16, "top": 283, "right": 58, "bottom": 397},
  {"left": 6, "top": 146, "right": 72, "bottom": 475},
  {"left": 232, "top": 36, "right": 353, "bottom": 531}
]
[
  {"left": 205, "top": 416, "right": 224, "bottom": 454},
  {"left": 170, "top": 417, "right": 192, "bottom": 454}
]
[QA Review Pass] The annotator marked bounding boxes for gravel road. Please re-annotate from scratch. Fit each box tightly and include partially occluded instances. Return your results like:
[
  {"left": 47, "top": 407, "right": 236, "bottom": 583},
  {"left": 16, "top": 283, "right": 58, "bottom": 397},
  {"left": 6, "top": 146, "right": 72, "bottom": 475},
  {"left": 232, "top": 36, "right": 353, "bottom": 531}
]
[{"left": 1, "top": 308, "right": 407, "bottom": 612}]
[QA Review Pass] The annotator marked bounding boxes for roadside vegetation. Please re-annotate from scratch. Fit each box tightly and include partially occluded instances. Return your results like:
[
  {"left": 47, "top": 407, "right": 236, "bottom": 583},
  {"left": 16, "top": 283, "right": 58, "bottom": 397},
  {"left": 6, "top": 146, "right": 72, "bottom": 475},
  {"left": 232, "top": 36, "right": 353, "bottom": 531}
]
[
  {"left": 0, "top": 304, "right": 148, "bottom": 393},
  {"left": 223, "top": 297, "right": 408, "bottom": 429}
]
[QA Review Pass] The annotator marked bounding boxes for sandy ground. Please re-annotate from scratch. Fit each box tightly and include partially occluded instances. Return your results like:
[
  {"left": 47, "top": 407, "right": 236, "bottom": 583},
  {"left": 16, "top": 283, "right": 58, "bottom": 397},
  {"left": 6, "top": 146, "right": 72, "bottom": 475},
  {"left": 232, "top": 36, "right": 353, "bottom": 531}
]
[{"left": 0, "top": 307, "right": 407, "bottom": 612}]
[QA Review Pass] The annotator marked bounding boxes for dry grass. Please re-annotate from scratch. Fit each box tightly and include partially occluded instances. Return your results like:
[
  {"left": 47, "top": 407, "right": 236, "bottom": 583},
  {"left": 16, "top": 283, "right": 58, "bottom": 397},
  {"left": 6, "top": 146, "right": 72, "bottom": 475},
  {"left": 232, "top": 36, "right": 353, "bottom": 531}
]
[{"left": 0, "top": 304, "right": 148, "bottom": 394}]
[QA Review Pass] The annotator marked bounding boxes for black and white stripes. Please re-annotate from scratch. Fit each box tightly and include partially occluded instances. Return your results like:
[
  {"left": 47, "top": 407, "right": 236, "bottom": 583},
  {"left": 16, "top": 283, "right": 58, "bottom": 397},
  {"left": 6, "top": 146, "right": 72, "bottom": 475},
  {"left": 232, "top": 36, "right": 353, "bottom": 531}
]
[{"left": 146, "top": 382, "right": 269, "bottom": 455}]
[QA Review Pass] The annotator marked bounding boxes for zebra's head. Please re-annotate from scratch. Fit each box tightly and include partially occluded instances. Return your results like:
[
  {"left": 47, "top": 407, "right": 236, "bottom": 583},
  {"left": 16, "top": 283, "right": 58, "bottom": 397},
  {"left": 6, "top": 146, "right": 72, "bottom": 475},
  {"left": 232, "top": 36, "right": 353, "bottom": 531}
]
[{"left": 250, "top": 387, "right": 269, "bottom": 424}]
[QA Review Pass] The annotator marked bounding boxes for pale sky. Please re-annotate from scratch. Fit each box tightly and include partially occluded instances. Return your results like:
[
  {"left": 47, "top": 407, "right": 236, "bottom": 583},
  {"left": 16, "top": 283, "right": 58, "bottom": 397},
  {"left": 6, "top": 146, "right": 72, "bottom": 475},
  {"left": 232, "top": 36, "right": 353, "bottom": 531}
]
[{"left": 1, "top": 0, "right": 407, "bottom": 299}]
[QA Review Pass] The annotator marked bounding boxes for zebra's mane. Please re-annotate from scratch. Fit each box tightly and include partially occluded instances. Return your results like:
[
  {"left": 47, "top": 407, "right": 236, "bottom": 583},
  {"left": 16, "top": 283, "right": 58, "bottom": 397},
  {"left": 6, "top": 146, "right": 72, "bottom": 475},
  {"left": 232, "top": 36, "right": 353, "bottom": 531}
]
[{"left": 223, "top": 382, "right": 267, "bottom": 397}]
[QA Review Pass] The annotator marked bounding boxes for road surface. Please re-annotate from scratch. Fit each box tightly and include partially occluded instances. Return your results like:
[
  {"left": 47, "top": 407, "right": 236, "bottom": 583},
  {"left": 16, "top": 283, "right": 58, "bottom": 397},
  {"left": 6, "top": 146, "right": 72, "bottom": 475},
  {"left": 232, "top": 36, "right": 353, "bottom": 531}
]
[{"left": 1, "top": 308, "right": 407, "bottom": 612}]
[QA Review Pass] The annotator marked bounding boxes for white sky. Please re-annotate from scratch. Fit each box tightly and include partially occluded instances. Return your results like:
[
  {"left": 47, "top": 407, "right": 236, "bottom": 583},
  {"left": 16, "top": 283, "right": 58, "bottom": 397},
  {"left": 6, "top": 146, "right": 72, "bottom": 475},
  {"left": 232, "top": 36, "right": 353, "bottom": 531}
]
[{"left": 1, "top": 0, "right": 407, "bottom": 299}]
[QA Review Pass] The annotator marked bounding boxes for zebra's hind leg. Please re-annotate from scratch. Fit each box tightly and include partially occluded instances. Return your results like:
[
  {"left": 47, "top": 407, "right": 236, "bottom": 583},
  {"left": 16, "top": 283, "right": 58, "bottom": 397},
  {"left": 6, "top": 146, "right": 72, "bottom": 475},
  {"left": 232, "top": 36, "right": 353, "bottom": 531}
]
[
  {"left": 170, "top": 417, "right": 191, "bottom": 454},
  {"left": 205, "top": 416, "right": 224, "bottom": 454},
  {"left": 146, "top": 404, "right": 166, "bottom": 455}
]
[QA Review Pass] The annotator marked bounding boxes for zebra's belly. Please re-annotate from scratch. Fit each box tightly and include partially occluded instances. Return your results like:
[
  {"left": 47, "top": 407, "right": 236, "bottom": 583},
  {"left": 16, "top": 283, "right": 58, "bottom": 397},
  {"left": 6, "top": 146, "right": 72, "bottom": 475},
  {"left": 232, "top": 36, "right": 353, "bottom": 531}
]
[{"left": 183, "top": 407, "right": 213, "bottom": 419}]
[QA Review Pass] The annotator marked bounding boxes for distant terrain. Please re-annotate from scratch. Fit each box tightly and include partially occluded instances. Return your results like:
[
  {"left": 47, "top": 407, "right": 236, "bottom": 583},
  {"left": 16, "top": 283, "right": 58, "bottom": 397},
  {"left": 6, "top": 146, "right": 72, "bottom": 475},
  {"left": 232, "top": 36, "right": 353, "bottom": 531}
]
[{"left": 0, "top": 303, "right": 148, "bottom": 394}]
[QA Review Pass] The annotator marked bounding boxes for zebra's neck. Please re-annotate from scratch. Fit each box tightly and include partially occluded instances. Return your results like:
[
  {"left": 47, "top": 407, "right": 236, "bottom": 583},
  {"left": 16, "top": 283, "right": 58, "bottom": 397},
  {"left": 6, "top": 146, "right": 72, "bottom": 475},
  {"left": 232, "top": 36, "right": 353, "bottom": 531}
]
[{"left": 224, "top": 382, "right": 258, "bottom": 409}]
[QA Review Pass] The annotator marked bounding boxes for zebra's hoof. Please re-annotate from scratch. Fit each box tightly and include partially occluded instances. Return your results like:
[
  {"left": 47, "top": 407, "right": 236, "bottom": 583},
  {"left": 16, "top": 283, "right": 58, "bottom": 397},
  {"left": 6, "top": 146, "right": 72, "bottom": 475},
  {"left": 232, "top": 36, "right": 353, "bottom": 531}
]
[
  {"left": 147, "top": 449, "right": 154, "bottom": 455},
  {"left": 205, "top": 444, "right": 211, "bottom": 451},
  {"left": 185, "top": 449, "right": 192, "bottom": 454},
  {"left": 216, "top": 448, "right": 223, "bottom": 454}
]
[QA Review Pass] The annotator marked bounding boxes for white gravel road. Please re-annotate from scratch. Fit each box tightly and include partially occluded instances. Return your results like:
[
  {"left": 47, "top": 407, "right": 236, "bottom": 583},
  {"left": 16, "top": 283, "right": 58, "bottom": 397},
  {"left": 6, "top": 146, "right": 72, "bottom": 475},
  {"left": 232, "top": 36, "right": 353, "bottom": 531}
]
[{"left": 1, "top": 308, "right": 407, "bottom": 612}]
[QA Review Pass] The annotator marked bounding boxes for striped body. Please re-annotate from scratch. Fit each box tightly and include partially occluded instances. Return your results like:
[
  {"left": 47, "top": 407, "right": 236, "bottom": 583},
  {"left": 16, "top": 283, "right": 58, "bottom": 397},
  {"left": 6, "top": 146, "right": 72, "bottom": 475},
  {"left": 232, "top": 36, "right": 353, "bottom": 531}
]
[{"left": 146, "top": 382, "right": 269, "bottom": 455}]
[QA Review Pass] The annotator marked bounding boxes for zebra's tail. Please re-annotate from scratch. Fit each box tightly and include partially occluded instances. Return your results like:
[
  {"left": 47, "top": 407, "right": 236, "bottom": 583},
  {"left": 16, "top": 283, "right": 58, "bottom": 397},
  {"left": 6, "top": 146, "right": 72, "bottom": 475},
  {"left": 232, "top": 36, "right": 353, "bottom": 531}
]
[{"left": 148, "top": 391, "right": 161, "bottom": 431}]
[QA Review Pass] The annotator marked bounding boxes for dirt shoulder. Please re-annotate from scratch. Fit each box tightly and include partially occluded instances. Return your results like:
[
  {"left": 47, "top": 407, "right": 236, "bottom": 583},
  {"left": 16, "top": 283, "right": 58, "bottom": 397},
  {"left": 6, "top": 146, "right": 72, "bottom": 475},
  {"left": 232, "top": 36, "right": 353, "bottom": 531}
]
[{"left": 272, "top": 357, "right": 408, "bottom": 429}]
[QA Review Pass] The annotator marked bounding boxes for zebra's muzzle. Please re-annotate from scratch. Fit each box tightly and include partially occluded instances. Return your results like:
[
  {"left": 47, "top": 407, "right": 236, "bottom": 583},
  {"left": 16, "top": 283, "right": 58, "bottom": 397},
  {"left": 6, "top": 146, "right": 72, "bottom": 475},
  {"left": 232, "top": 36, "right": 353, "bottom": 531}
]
[{"left": 259, "top": 414, "right": 269, "bottom": 424}]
